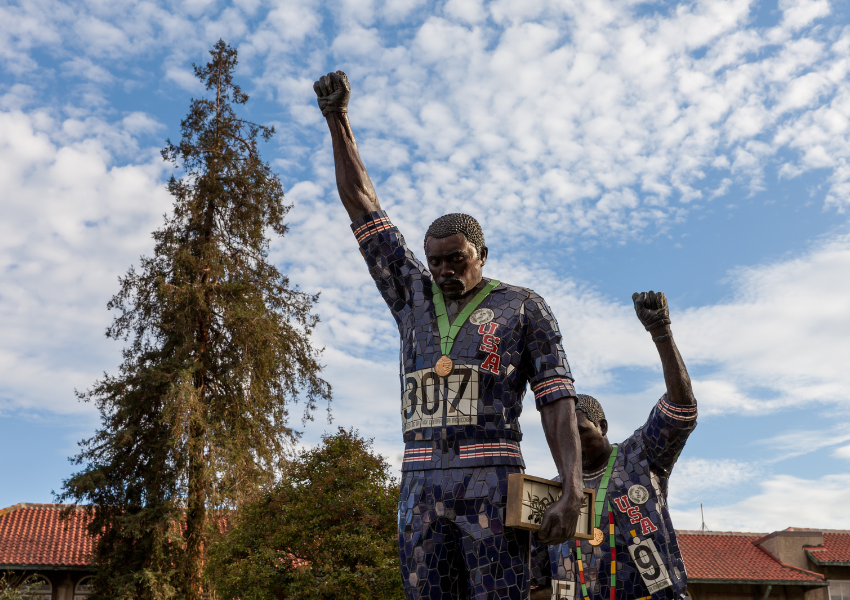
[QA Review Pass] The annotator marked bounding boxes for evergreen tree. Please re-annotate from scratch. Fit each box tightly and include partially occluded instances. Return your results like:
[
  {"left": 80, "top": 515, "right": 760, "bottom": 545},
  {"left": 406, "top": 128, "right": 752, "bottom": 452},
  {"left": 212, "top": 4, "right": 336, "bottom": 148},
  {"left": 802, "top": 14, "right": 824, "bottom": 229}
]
[
  {"left": 58, "top": 40, "right": 331, "bottom": 600},
  {"left": 207, "top": 429, "right": 403, "bottom": 600}
]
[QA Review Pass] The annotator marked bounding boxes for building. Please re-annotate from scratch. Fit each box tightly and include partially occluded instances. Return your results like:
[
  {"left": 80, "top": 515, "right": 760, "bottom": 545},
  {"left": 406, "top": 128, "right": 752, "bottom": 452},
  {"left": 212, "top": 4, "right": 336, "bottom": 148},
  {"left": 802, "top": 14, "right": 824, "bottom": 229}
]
[
  {"left": 0, "top": 503, "right": 94, "bottom": 600},
  {"left": 2, "top": 503, "right": 850, "bottom": 600},
  {"left": 678, "top": 529, "right": 850, "bottom": 600}
]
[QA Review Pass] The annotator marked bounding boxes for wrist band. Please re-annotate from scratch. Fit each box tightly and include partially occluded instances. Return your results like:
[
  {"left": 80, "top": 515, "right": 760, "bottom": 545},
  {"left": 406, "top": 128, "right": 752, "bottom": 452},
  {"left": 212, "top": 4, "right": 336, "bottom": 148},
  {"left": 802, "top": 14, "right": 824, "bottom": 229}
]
[{"left": 653, "top": 333, "right": 671, "bottom": 343}]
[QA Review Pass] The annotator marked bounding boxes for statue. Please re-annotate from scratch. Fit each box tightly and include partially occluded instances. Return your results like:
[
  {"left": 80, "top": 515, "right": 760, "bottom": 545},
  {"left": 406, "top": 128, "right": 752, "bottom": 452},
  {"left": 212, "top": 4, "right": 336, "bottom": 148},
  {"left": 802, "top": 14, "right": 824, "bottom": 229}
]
[
  {"left": 545, "top": 291, "right": 697, "bottom": 600},
  {"left": 313, "top": 70, "right": 584, "bottom": 599}
]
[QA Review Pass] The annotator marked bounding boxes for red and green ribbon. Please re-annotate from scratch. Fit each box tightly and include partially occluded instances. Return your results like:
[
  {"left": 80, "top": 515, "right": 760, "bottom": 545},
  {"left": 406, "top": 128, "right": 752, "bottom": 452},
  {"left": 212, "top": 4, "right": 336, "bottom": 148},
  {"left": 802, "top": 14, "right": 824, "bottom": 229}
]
[{"left": 576, "top": 444, "right": 619, "bottom": 600}]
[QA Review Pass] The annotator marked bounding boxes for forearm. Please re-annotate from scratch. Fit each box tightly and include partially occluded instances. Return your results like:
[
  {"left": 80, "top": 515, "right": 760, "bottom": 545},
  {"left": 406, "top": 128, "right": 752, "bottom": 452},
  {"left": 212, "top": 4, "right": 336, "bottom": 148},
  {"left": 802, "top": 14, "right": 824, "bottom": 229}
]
[
  {"left": 325, "top": 112, "right": 381, "bottom": 221},
  {"left": 541, "top": 398, "right": 582, "bottom": 498},
  {"left": 650, "top": 325, "right": 695, "bottom": 407}
]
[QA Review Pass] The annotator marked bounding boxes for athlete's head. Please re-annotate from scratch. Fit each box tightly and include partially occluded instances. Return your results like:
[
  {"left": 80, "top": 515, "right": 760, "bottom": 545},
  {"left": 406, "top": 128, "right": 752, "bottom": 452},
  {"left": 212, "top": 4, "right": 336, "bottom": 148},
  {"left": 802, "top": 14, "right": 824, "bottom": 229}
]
[
  {"left": 575, "top": 394, "right": 610, "bottom": 470},
  {"left": 424, "top": 213, "right": 489, "bottom": 299}
]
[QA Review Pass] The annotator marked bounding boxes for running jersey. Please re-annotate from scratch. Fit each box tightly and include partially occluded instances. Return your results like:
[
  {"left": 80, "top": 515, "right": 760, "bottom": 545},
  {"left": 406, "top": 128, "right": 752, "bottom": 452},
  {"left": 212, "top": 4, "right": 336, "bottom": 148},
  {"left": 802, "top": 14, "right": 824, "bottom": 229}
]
[
  {"left": 352, "top": 210, "right": 577, "bottom": 471},
  {"left": 548, "top": 395, "right": 698, "bottom": 600}
]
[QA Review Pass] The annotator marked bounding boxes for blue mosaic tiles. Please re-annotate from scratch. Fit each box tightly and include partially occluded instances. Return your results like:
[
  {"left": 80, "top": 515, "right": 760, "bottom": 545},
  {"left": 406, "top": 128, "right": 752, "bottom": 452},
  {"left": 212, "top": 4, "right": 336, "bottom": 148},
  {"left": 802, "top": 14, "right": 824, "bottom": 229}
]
[
  {"left": 547, "top": 395, "right": 697, "bottom": 600},
  {"left": 399, "top": 466, "right": 551, "bottom": 599},
  {"left": 351, "top": 211, "right": 578, "bottom": 599}
]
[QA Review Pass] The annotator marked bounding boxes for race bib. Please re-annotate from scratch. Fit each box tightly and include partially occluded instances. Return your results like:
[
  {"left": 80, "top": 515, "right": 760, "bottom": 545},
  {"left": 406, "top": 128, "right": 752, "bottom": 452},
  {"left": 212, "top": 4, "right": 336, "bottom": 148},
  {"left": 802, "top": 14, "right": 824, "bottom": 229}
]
[
  {"left": 401, "top": 366, "right": 479, "bottom": 432},
  {"left": 627, "top": 538, "right": 672, "bottom": 593}
]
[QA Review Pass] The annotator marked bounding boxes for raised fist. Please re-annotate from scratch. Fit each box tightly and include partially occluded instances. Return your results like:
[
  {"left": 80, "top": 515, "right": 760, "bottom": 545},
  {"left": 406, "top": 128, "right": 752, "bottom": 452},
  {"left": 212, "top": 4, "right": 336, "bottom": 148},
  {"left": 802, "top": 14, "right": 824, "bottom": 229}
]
[
  {"left": 632, "top": 291, "right": 671, "bottom": 332},
  {"left": 313, "top": 71, "right": 350, "bottom": 117}
]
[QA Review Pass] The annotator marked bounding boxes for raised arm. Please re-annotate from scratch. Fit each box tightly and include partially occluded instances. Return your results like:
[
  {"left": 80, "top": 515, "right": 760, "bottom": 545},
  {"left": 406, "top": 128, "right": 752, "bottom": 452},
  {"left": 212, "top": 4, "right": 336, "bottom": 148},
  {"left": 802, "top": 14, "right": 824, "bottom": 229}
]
[
  {"left": 313, "top": 71, "right": 381, "bottom": 221},
  {"left": 632, "top": 291, "right": 695, "bottom": 407}
]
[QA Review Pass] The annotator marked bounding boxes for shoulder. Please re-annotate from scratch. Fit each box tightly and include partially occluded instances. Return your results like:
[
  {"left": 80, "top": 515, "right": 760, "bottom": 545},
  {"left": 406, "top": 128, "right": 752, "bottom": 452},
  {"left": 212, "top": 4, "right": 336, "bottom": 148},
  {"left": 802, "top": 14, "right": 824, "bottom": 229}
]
[
  {"left": 492, "top": 281, "right": 541, "bottom": 302},
  {"left": 619, "top": 431, "right": 644, "bottom": 456}
]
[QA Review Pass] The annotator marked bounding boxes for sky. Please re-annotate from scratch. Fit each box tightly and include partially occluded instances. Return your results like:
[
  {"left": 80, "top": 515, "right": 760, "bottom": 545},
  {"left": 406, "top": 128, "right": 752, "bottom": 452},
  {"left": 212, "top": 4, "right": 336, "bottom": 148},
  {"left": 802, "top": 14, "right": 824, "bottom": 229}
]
[{"left": 1, "top": 0, "right": 848, "bottom": 534}]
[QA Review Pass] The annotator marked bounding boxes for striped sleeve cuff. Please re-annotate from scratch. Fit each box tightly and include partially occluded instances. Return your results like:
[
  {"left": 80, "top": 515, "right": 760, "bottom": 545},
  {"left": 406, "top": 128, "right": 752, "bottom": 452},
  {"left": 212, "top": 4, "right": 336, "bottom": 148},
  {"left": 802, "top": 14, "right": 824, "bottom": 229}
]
[
  {"left": 657, "top": 394, "right": 697, "bottom": 422},
  {"left": 532, "top": 376, "right": 576, "bottom": 410},
  {"left": 351, "top": 210, "right": 397, "bottom": 244}
]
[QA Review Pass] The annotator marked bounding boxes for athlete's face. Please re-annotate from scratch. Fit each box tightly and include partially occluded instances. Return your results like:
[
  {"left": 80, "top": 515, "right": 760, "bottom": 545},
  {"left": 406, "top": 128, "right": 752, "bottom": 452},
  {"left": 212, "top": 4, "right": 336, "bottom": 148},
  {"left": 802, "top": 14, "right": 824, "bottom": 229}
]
[
  {"left": 577, "top": 410, "right": 609, "bottom": 470},
  {"left": 425, "top": 233, "right": 488, "bottom": 299}
]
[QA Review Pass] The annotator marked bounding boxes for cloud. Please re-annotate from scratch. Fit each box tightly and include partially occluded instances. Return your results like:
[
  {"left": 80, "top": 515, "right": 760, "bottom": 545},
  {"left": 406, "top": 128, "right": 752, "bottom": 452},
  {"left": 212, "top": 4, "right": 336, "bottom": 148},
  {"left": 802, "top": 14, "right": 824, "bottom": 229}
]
[
  {"left": 268, "top": 0, "right": 850, "bottom": 243},
  {"left": 668, "top": 457, "right": 758, "bottom": 506},
  {"left": 3, "top": 0, "right": 849, "bottom": 227},
  {"left": 675, "top": 233, "right": 850, "bottom": 414},
  {"left": 758, "top": 426, "right": 850, "bottom": 461},
  {"left": 670, "top": 473, "right": 850, "bottom": 531},
  {"left": 833, "top": 444, "right": 850, "bottom": 460},
  {"left": 0, "top": 106, "right": 171, "bottom": 415}
]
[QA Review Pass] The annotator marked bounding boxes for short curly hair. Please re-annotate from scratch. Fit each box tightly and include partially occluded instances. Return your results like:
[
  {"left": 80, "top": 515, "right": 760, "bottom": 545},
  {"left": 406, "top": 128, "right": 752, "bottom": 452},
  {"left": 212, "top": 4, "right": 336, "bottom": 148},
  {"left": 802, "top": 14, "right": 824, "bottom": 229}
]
[
  {"left": 424, "top": 213, "right": 486, "bottom": 258},
  {"left": 575, "top": 394, "right": 606, "bottom": 427}
]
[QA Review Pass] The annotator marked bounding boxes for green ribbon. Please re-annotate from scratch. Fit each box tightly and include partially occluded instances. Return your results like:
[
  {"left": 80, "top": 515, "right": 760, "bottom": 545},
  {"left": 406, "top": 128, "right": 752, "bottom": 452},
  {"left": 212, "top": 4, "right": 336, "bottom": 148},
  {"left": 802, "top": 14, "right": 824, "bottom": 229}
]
[
  {"left": 431, "top": 279, "right": 500, "bottom": 356},
  {"left": 588, "top": 444, "right": 618, "bottom": 529},
  {"left": 576, "top": 445, "right": 619, "bottom": 598}
]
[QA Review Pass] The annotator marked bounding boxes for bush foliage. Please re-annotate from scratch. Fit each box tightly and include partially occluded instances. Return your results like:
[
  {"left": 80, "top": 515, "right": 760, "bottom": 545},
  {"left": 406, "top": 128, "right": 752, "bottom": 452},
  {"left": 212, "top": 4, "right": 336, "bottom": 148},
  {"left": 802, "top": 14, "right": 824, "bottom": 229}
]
[{"left": 208, "top": 429, "right": 403, "bottom": 600}]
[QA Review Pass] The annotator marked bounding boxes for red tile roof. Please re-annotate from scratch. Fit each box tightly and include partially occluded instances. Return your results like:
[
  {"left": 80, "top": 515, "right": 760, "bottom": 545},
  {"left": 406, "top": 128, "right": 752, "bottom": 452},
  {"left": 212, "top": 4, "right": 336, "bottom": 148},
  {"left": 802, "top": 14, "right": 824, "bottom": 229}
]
[
  {"left": 677, "top": 531, "right": 825, "bottom": 584},
  {"left": 805, "top": 532, "right": 850, "bottom": 565},
  {"left": 0, "top": 504, "right": 94, "bottom": 567}
]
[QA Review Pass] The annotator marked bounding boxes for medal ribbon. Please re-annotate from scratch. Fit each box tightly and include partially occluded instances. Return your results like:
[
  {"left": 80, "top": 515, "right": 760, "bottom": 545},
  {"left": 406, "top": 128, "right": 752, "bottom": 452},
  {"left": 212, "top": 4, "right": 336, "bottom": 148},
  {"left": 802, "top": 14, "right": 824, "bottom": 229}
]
[
  {"left": 592, "top": 444, "right": 618, "bottom": 529},
  {"left": 431, "top": 279, "right": 500, "bottom": 356},
  {"left": 576, "top": 444, "right": 619, "bottom": 600}
]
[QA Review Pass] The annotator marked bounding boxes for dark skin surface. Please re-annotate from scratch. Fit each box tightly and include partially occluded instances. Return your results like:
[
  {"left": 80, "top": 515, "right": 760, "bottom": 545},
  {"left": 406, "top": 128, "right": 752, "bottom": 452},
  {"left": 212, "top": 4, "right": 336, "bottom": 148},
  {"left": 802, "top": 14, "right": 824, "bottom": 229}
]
[
  {"left": 424, "top": 234, "right": 488, "bottom": 300},
  {"left": 580, "top": 291, "right": 696, "bottom": 471},
  {"left": 314, "top": 70, "right": 583, "bottom": 544}
]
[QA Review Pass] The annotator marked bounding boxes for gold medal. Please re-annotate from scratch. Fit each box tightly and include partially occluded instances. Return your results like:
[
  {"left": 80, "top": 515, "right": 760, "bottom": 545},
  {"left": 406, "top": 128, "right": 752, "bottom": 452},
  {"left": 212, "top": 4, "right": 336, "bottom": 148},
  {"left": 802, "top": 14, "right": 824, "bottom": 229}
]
[
  {"left": 435, "top": 355, "right": 454, "bottom": 377},
  {"left": 589, "top": 527, "right": 605, "bottom": 546}
]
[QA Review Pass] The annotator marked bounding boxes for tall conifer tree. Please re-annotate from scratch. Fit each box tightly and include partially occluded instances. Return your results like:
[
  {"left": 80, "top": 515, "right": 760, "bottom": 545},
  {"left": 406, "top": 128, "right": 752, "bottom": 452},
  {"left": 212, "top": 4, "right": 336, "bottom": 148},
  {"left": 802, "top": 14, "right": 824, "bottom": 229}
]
[{"left": 59, "top": 40, "right": 331, "bottom": 600}]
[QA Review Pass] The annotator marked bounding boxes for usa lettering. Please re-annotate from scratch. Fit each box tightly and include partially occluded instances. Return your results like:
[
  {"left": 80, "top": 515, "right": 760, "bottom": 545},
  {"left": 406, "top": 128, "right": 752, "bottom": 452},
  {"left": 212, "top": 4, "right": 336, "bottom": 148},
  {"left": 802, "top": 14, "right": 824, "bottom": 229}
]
[
  {"left": 480, "top": 333, "right": 500, "bottom": 353},
  {"left": 615, "top": 495, "right": 644, "bottom": 524},
  {"left": 477, "top": 323, "right": 498, "bottom": 336},
  {"left": 640, "top": 517, "right": 658, "bottom": 535},
  {"left": 478, "top": 323, "right": 501, "bottom": 374},
  {"left": 615, "top": 495, "right": 659, "bottom": 534},
  {"left": 613, "top": 496, "right": 631, "bottom": 513}
]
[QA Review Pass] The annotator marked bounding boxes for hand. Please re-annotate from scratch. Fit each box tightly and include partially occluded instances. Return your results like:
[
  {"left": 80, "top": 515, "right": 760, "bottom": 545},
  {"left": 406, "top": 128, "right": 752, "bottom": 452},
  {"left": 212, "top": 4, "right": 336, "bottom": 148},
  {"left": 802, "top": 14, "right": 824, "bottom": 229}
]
[
  {"left": 313, "top": 71, "right": 350, "bottom": 117},
  {"left": 537, "top": 491, "right": 581, "bottom": 545},
  {"left": 632, "top": 291, "right": 671, "bottom": 332}
]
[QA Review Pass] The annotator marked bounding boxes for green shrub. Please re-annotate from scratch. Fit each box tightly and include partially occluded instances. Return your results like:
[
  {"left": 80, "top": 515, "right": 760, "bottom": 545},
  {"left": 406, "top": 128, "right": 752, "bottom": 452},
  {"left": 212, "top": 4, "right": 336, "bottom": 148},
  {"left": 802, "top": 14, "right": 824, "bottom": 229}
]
[{"left": 208, "top": 429, "right": 403, "bottom": 600}]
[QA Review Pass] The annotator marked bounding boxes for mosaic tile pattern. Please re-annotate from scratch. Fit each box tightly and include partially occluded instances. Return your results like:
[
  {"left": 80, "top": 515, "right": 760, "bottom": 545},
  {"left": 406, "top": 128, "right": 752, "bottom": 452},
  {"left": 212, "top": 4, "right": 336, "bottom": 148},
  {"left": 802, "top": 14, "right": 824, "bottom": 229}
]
[
  {"left": 351, "top": 210, "right": 579, "bottom": 598},
  {"left": 547, "top": 395, "right": 697, "bottom": 600},
  {"left": 399, "top": 466, "right": 551, "bottom": 600},
  {"left": 351, "top": 210, "right": 577, "bottom": 470}
]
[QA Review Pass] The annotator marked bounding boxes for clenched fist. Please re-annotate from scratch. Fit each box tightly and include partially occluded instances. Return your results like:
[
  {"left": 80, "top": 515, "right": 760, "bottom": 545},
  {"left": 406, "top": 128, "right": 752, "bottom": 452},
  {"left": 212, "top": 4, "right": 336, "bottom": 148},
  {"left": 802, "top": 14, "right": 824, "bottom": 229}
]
[
  {"left": 632, "top": 291, "right": 671, "bottom": 332},
  {"left": 314, "top": 71, "right": 350, "bottom": 117}
]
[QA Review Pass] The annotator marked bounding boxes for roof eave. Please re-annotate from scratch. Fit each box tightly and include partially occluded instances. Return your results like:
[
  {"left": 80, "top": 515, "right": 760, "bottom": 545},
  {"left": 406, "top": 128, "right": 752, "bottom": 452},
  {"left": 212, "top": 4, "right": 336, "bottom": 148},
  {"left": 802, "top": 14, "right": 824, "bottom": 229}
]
[
  {"left": 806, "top": 551, "right": 850, "bottom": 567},
  {"left": 688, "top": 579, "right": 828, "bottom": 587},
  {"left": 0, "top": 564, "right": 94, "bottom": 571}
]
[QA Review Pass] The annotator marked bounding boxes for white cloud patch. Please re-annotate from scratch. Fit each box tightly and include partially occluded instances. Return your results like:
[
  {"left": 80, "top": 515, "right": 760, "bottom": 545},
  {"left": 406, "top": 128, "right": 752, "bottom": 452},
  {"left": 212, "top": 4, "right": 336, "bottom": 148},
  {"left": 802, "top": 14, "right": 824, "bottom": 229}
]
[
  {"left": 833, "top": 444, "right": 850, "bottom": 460},
  {"left": 670, "top": 473, "right": 850, "bottom": 531},
  {"left": 2, "top": 0, "right": 849, "bottom": 227},
  {"left": 264, "top": 0, "right": 850, "bottom": 242},
  {"left": 676, "top": 234, "right": 850, "bottom": 414},
  {"left": 668, "top": 457, "right": 758, "bottom": 505},
  {"left": 0, "top": 106, "right": 171, "bottom": 415},
  {"left": 757, "top": 425, "right": 850, "bottom": 461}
]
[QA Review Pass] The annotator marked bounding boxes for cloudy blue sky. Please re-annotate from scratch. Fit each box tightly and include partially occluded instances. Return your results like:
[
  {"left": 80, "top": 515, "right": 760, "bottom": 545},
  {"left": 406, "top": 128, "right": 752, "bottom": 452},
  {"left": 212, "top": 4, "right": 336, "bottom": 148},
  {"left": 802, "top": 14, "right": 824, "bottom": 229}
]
[{"left": 1, "top": 0, "right": 848, "bottom": 532}]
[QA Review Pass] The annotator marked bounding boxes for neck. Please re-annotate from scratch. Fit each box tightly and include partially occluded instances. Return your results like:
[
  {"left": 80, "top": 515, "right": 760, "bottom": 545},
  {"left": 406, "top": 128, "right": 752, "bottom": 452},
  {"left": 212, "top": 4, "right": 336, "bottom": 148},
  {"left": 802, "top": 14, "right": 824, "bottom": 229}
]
[{"left": 586, "top": 438, "right": 613, "bottom": 472}]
